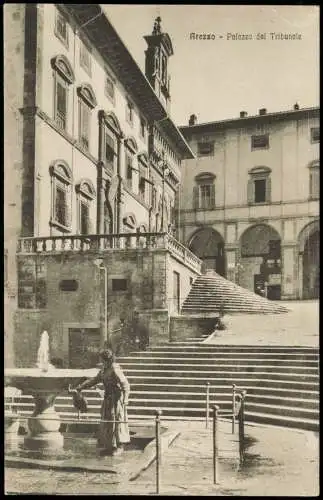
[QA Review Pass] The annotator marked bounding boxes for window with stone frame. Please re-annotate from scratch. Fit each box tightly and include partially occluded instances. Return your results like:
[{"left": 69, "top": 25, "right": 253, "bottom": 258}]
[
  {"left": 251, "top": 134, "right": 269, "bottom": 150},
  {"left": 55, "top": 75, "right": 68, "bottom": 131},
  {"left": 79, "top": 38, "right": 92, "bottom": 75},
  {"left": 126, "top": 153, "right": 134, "bottom": 191},
  {"left": 50, "top": 160, "right": 73, "bottom": 232},
  {"left": 309, "top": 162, "right": 319, "bottom": 199},
  {"left": 193, "top": 173, "right": 216, "bottom": 209},
  {"left": 197, "top": 141, "right": 214, "bottom": 157},
  {"left": 18, "top": 258, "right": 47, "bottom": 309},
  {"left": 104, "top": 131, "right": 116, "bottom": 170},
  {"left": 55, "top": 9, "right": 69, "bottom": 48},
  {"left": 77, "top": 84, "right": 97, "bottom": 152},
  {"left": 138, "top": 153, "right": 149, "bottom": 204},
  {"left": 51, "top": 55, "right": 75, "bottom": 132},
  {"left": 247, "top": 166, "right": 271, "bottom": 204},
  {"left": 124, "top": 137, "right": 138, "bottom": 192},
  {"left": 105, "top": 74, "right": 115, "bottom": 103},
  {"left": 311, "top": 127, "right": 320, "bottom": 143},
  {"left": 76, "top": 180, "right": 96, "bottom": 235},
  {"left": 126, "top": 99, "right": 134, "bottom": 125}
]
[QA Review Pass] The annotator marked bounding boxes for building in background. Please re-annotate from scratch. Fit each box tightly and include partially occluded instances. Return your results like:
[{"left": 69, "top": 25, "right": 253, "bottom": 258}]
[
  {"left": 4, "top": 4, "right": 199, "bottom": 367},
  {"left": 179, "top": 106, "right": 319, "bottom": 300}
]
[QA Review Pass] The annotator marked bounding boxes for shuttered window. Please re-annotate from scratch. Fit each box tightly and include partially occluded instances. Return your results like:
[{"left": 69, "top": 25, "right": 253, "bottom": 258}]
[
  {"left": 79, "top": 99, "right": 91, "bottom": 150},
  {"left": 80, "top": 201, "right": 90, "bottom": 235},
  {"left": 193, "top": 176, "right": 215, "bottom": 209},
  {"left": 55, "top": 77, "right": 68, "bottom": 130},
  {"left": 309, "top": 166, "right": 319, "bottom": 199},
  {"left": 104, "top": 132, "right": 115, "bottom": 170}
]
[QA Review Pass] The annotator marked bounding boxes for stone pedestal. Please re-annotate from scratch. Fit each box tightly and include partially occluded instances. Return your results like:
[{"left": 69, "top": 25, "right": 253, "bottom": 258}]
[{"left": 25, "top": 393, "right": 64, "bottom": 449}]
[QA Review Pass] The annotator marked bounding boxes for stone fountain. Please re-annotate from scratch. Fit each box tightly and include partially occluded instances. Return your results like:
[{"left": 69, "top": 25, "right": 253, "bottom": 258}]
[{"left": 4, "top": 331, "right": 97, "bottom": 450}]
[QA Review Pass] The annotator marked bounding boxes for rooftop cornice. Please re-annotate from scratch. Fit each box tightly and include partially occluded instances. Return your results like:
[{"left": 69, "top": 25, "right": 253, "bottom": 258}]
[{"left": 180, "top": 107, "right": 320, "bottom": 134}]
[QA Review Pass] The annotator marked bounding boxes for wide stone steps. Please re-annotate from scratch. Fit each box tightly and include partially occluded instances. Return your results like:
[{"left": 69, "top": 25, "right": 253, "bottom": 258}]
[
  {"left": 147, "top": 346, "right": 317, "bottom": 355},
  {"left": 181, "top": 271, "right": 289, "bottom": 315},
  {"left": 10, "top": 342, "right": 318, "bottom": 432},
  {"left": 118, "top": 356, "right": 318, "bottom": 366},
  {"left": 119, "top": 362, "right": 317, "bottom": 374}
]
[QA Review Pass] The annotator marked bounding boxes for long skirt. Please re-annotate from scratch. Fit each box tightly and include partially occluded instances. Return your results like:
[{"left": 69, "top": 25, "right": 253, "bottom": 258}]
[{"left": 97, "top": 395, "right": 130, "bottom": 454}]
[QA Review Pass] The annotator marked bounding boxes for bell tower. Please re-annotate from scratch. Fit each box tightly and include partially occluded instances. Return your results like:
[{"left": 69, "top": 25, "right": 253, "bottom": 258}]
[{"left": 144, "top": 17, "right": 174, "bottom": 110}]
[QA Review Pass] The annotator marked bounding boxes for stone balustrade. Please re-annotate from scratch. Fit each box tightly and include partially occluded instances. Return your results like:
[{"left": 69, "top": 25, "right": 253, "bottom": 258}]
[{"left": 17, "top": 232, "right": 202, "bottom": 273}]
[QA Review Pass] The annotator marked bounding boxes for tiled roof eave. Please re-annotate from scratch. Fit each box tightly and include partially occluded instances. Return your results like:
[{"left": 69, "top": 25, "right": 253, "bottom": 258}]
[
  {"left": 66, "top": 4, "right": 194, "bottom": 159},
  {"left": 180, "top": 107, "right": 320, "bottom": 134}
]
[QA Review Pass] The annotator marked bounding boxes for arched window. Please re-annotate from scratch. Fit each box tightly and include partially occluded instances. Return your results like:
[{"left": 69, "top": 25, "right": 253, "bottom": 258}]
[
  {"left": 51, "top": 55, "right": 75, "bottom": 131},
  {"left": 193, "top": 172, "right": 216, "bottom": 209},
  {"left": 77, "top": 83, "right": 97, "bottom": 151},
  {"left": 75, "top": 179, "right": 96, "bottom": 235},
  {"left": 308, "top": 161, "right": 319, "bottom": 200},
  {"left": 49, "top": 160, "right": 73, "bottom": 232},
  {"left": 247, "top": 166, "right": 271, "bottom": 205}
]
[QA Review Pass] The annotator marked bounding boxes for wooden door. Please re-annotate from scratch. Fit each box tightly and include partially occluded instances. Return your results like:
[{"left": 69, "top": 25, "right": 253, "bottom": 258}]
[{"left": 68, "top": 328, "right": 101, "bottom": 368}]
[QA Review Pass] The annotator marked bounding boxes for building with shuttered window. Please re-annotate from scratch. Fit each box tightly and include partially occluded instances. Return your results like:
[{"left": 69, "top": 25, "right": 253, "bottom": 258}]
[
  {"left": 4, "top": 4, "right": 199, "bottom": 367},
  {"left": 179, "top": 107, "right": 319, "bottom": 300}
]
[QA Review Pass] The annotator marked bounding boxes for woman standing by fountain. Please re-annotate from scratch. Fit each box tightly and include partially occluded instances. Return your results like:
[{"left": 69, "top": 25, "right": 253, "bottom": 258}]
[{"left": 74, "top": 348, "right": 130, "bottom": 456}]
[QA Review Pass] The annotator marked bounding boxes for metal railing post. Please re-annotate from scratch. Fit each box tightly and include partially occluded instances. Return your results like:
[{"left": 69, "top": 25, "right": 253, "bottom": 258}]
[
  {"left": 232, "top": 384, "right": 236, "bottom": 434},
  {"left": 238, "top": 390, "right": 246, "bottom": 463},
  {"left": 155, "top": 409, "right": 162, "bottom": 494},
  {"left": 205, "top": 382, "right": 210, "bottom": 429},
  {"left": 212, "top": 405, "right": 220, "bottom": 485}
]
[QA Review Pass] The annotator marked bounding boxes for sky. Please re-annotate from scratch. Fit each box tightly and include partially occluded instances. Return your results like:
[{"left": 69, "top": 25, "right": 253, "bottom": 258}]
[{"left": 102, "top": 4, "right": 319, "bottom": 126}]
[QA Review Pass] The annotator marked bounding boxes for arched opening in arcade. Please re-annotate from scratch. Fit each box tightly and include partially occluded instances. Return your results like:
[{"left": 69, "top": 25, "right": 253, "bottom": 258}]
[
  {"left": 298, "top": 221, "right": 319, "bottom": 299},
  {"left": 239, "top": 224, "right": 281, "bottom": 300},
  {"left": 188, "top": 227, "right": 225, "bottom": 276}
]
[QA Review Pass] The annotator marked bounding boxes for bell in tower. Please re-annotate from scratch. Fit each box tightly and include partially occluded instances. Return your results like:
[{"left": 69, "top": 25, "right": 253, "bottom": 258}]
[{"left": 144, "top": 17, "right": 174, "bottom": 109}]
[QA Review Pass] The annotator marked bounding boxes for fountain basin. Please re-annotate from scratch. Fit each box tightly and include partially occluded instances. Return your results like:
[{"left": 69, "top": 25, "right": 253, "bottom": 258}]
[
  {"left": 4, "top": 368, "right": 98, "bottom": 394},
  {"left": 4, "top": 367, "right": 99, "bottom": 449}
]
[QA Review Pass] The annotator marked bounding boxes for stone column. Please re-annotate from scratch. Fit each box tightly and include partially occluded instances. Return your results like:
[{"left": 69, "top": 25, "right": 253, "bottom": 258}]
[
  {"left": 281, "top": 244, "right": 298, "bottom": 299},
  {"left": 225, "top": 246, "right": 238, "bottom": 283}
]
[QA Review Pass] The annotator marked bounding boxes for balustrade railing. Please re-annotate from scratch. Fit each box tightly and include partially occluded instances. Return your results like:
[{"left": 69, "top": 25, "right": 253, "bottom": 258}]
[{"left": 17, "top": 232, "right": 202, "bottom": 272}]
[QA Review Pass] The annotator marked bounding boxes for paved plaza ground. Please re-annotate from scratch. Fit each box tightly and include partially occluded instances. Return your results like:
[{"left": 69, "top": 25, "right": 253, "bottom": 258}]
[
  {"left": 5, "top": 300, "right": 319, "bottom": 495},
  {"left": 208, "top": 300, "right": 319, "bottom": 346},
  {"left": 5, "top": 420, "right": 319, "bottom": 496}
]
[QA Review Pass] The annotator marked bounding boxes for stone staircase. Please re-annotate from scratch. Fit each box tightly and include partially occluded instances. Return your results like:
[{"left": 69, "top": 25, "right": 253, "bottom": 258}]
[
  {"left": 181, "top": 271, "right": 289, "bottom": 314},
  {"left": 15, "top": 341, "right": 319, "bottom": 432}
]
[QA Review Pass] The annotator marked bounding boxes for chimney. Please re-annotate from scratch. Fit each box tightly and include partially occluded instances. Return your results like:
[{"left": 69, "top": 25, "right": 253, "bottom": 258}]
[
  {"left": 189, "top": 114, "right": 197, "bottom": 126},
  {"left": 294, "top": 103, "right": 300, "bottom": 110},
  {"left": 259, "top": 108, "right": 267, "bottom": 115},
  {"left": 240, "top": 111, "right": 248, "bottom": 118}
]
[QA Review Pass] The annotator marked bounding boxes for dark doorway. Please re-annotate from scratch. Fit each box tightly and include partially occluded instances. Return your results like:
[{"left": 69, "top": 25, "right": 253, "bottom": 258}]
[{"left": 69, "top": 328, "right": 101, "bottom": 368}]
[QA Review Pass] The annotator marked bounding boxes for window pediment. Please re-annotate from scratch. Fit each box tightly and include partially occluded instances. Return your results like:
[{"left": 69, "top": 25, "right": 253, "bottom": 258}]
[
  {"left": 75, "top": 179, "right": 96, "bottom": 199},
  {"left": 138, "top": 152, "right": 149, "bottom": 167},
  {"left": 123, "top": 213, "right": 137, "bottom": 229},
  {"left": 49, "top": 160, "right": 72, "bottom": 183},
  {"left": 308, "top": 160, "right": 319, "bottom": 169},
  {"left": 77, "top": 83, "right": 97, "bottom": 109},
  {"left": 195, "top": 172, "right": 216, "bottom": 184},
  {"left": 99, "top": 110, "right": 123, "bottom": 138},
  {"left": 248, "top": 166, "right": 271, "bottom": 176},
  {"left": 125, "top": 136, "right": 138, "bottom": 154},
  {"left": 51, "top": 54, "right": 75, "bottom": 84}
]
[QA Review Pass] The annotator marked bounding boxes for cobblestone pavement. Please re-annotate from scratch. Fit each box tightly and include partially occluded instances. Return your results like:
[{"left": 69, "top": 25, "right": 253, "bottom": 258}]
[
  {"left": 5, "top": 420, "right": 319, "bottom": 496},
  {"left": 207, "top": 300, "right": 319, "bottom": 346}
]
